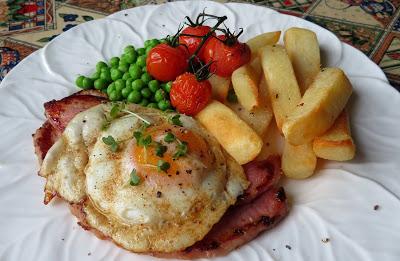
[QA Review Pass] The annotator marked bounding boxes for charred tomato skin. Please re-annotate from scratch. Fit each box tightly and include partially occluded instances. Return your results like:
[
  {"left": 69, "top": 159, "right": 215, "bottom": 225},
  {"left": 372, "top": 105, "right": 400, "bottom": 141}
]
[
  {"left": 170, "top": 72, "right": 212, "bottom": 116},
  {"left": 146, "top": 43, "right": 189, "bottom": 82},
  {"left": 203, "top": 35, "right": 251, "bottom": 77}
]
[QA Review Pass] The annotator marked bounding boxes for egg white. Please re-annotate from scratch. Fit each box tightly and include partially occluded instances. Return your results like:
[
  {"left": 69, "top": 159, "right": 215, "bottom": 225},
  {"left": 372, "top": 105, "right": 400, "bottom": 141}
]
[{"left": 40, "top": 102, "right": 248, "bottom": 252}]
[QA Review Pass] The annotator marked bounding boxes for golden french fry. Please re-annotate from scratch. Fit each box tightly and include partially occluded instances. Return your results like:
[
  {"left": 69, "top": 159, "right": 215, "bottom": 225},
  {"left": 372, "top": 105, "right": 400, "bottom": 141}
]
[
  {"left": 258, "top": 74, "right": 271, "bottom": 108},
  {"left": 231, "top": 64, "right": 259, "bottom": 111},
  {"left": 313, "top": 110, "right": 355, "bottom": 161},
  {"left": 260, "top": 45, "right": 302, "bottom": 130},
  {"left": 284, "top": 27, "right": 320, "bottom": 94},
  {"left": 282, "top": 141, "right": 317, "bottom": 179},
  {"left": 247, "top": 31, "right": 281, "bottom": 59},
  {"left": 249, "top": 57, "right": 263, "bottom": 80},
  {"left": 256, "top": 121, "right": 284, "bottom": 161},
  {"left": 282, "top": 68, "right": 353, "bottom": 145},
  {"left": 196, "top": 100, "right": 263, "bottom": 165},
  {"left": 226, "top": 101, "right": 272, "bottom": 137},
  {"left": 208, "top": 74, "right": 231, "bottom": 102}
]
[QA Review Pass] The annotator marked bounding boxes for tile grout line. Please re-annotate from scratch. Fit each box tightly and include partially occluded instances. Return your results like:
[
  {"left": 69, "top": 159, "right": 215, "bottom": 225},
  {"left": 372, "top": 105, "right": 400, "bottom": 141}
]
[
  {"left": 303, "top": 0, "right": 322, "bottom": 17},
  {"left": 369, "top": 9, "right": 400, "bottom": 59}
]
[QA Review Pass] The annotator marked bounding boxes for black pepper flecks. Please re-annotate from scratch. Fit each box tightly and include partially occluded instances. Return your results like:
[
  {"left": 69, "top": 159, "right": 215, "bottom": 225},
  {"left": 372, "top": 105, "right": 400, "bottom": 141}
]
[
  {"left": 233, "top": 228, "right": 244, "bottom": 235},
  {"left": 186, "top": 169, "right": 192, "bottom": 174},
  {"left": 285, "top": 245, "right": 291, "bottom": 250},
  {"left": 275, "top": 187, "right": 286, "bottom": 202},
  {"left": 176, "top": 171, "right": 180, "bottom": 175},
  {"left": 156, "top": 191, "right": 162, "bottom": 198},
  {"left": 260, "top": 215, "right": 273, "bottom": 226},
  {"left": 276, "top": 94, "right": 279, "bottom": 99},
  {"left": 374, "top": 205, "right": 380, "bottom": 210},
  {"left": 322, "top": 238, "right": 330, "bottom": 243}
]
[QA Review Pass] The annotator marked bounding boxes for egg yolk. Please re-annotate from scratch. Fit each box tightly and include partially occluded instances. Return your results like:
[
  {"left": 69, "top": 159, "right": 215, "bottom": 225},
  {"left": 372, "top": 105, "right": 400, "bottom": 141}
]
[{"left": 131, "top": 125, "right": 214, "bottom": 185}]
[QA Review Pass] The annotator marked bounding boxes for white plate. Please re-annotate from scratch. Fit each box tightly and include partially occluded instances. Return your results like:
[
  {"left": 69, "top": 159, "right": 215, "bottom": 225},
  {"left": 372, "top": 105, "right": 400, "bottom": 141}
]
[{"left": 0, "top": 1, "right": 399, "bottom": 260}]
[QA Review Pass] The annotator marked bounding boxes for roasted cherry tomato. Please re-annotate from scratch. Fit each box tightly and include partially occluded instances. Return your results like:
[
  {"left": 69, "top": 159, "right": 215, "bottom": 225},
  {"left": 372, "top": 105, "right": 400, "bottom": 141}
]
[
  {"left": 179, "top": 25, "right": 213, "bottom": 57},
  {"left": 146, "top": 43, "right": 189, "bottom": 82},
  {"left": 170, "top": 72, "right": 212, "bottom": 116},
  {"left": 203, "top": 35, "right": 251, "bottom": 77}
]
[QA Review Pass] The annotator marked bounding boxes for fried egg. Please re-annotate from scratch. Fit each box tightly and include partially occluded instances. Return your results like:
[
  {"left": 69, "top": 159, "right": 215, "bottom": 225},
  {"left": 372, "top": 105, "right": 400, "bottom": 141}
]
[{"left": 39, "top": 103, "right": 248, "bottom": 252}]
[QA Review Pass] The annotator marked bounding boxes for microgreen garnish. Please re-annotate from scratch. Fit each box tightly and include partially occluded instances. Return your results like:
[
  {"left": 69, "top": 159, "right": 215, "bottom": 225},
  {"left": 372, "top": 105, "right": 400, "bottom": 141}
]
[
  {"left": 102, "top": 135, "right": 118, "bottom": 152},
  {"left": 138, "top": 135, "right": 152, "bottom": 147},
  {"left": 130, "top": 169, "right": 140, "bottom": 186},
  {"left": 155, "top": 143, "right": 167, "bottom": 157},
  {"left": 133, "top": 131, "right": 142, "bottom": 142},
  {"left": 227, "top": 89, "right": 238, "bottom": 103},
  {"left": 173, "top": 141, "right": 188, "bottom": 160},
  {"left": 164, "top": 132, "right": 176, "bottom": 143},
  {"left": 121, "top": 109, "right": 152, "bottom": 125},
  {"left": 157, "top": 159, "right": 170, "bottom": 172},
  {"left": 169, "top": 114, "right": 183, "bottom": 127},
  {"left": 101, "top": 121, "right": 111, "bottom": 131},
  {"left": 110, "top": 104, "right": 122, "bottom": 119}
]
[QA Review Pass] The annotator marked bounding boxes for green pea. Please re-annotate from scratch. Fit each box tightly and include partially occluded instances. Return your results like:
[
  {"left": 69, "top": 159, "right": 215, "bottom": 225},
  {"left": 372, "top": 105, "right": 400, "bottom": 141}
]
[
  {"left": 109, "top": 90, "right": 122, "bottom": 101},
  {"left": 158, "top": 100, "right": 171, "bottom": 111},
  {"left": 139, "top": 98, "right": 149, "bottom": 107},
  {"left": 154, "top": 89, "right": 166, "bottom": 102},
  {"left": 131, "top": 79, "right": 145, "bottom": 91},
  {"left": 148, "top": 80, "right": 159, "bottom": 93},
  {"left": 126, "top": 78, "right": 133, "bottom": 88},
  {"left": 94, "top": 78, "right": 107, "bottom": 90},
  {"left": 110, "top": 57, "right": 120, "bottom": 68},
  {"left": 136, "top": 56, "right": 146, "bottom": 67},
  {"left": 128, "top": 90, "right": 142, "bottom": 103},
  {"left": 141, "top": 72, "right": 152, "bottom": 84},
  {"left": 145, "top": 46, "right": 153, "bottom": 55},
  {"left": 150, "top": 39, "right": 160, "bottom": 47},
  {"left": 115, "top": 79, "right": 125, "bottom": 91},
  {"left": 91, "top": 71, "right": 100, "bottom": 80},
  {"left": 124, "top": 45, "right": 135, "bottom": 54},
  {"left": 118, "top": 62, "right": 129, "bottom": 73},
  {"left": 107, "top": 82, "right": 116, "bottom": 96},
  {"left": 137, "top": 48, "right": 146, "bottom": 56},
  {"left": 129, "top": 64, "right": 142, "bottom": 80},
  {"left": 144, "top": 39, "right": 152, "bottom": 48},
  {"left": 96, "top": 61, "right": 108, "bottom": 72},
  {"left": 147, "top": 103, "right": 158, "bottom": 109},
  {"left": 122, "top": 72, "right": 130, "bottom": 80},
  {"left": 164, "top": 81, "right": 172, "bottom": 93},
  {"left": 100, "top": 70, "right": 112, "bottom": 82},
  {"left": 141, "top": 88, "right": 152, "bottom": 98},
  {"left": 121, "top": 86, "right": 132, "bottom": 98},
  {"left": 111, "top": 68, "right": 123, "bottom": 81},
  {"left": 82, "top": 77, "right": 94, "bottom": 89},
  {"left": 122, "top": 51, "right": 137, "bottom": 64},
  {"left": 101, "top": 67, "right": 110, "bottom": 73},
  {"left": 75, "top": 75, "right": 85, "bottom": 88}
]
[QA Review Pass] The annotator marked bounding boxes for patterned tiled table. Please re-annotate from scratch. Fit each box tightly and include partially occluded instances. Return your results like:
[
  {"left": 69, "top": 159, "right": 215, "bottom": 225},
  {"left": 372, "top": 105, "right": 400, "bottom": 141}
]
[{"left": 1, "top": 0, "right": 399, "bottom": 91}]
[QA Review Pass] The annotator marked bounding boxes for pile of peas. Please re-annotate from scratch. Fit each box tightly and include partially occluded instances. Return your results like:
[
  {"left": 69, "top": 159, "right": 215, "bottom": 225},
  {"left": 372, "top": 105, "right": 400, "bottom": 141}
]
[{"left": 75, "top": 39, "right": 173, "bottom": 111}]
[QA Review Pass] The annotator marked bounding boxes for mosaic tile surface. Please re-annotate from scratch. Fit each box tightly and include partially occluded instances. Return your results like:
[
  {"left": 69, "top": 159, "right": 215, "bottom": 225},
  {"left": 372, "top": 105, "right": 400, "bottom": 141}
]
[{"left": 0, "top": 0, "right": 399, "bottom": 90}]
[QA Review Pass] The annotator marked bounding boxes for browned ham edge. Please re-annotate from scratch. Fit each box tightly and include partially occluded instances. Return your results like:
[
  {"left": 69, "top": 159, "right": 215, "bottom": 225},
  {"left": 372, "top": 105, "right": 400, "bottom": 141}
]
[
  {"left": 153, "top": 187, "right": 288, "bottom": 259},
  {"left": 32, "top": 120, "right": 61, "bottom": 164},
  {"left": 33, "top": 91, "right": 289, "bottom": 259},
  {"left": 238, "top": 156, "right": 282, "bottom": 205},
  {"left": 44, "top": 94, "right": 105, "bottom": 132}
]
